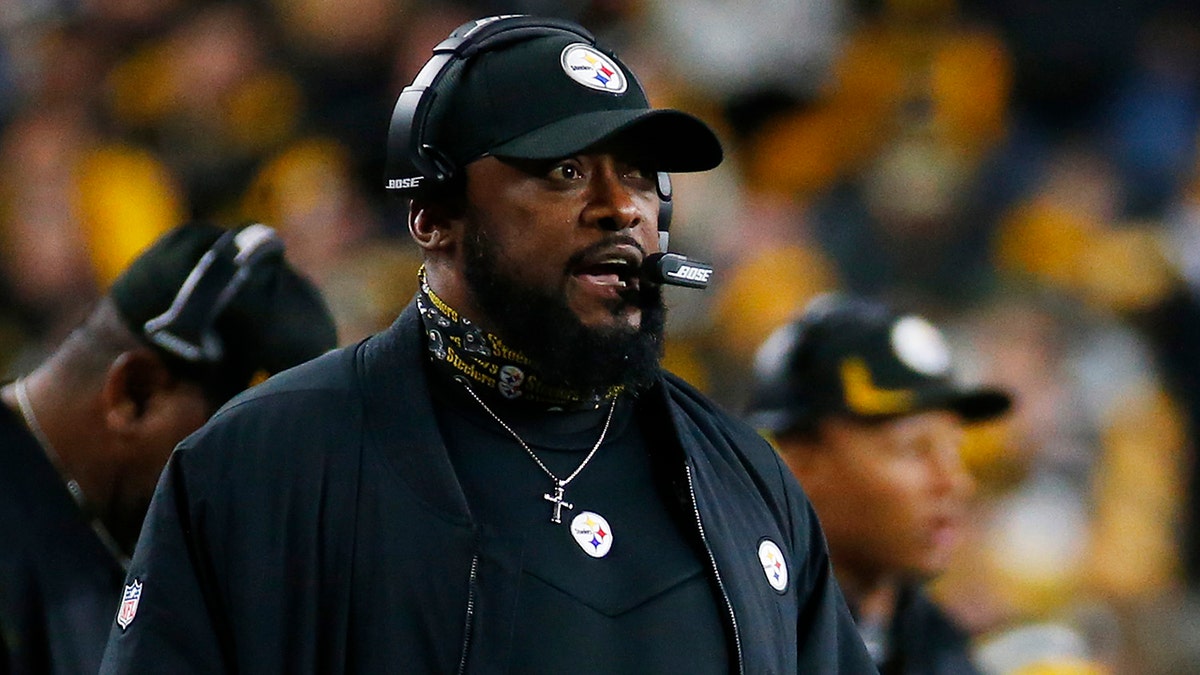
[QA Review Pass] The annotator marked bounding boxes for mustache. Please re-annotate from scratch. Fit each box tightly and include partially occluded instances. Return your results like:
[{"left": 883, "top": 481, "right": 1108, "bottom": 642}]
[
  {"left": 563, "top": 234, "right": 646, "bottom": 271},
  {"left": 564, "top": 235, "right": 656, "bottom": 306}
]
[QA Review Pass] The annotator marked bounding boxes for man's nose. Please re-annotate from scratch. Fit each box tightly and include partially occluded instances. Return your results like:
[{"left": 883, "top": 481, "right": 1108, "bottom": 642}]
[
  {"left": 932, "top": 440, "right": 975, "bottom": 500},
  {"left": 584, "top": 166, "right": 646, "bottom": 232}
]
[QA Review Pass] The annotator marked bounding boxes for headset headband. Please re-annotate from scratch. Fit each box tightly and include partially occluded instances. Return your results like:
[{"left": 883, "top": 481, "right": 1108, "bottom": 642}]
[{"left": 143, "top": 224, "right": 283, "bottom": 363}]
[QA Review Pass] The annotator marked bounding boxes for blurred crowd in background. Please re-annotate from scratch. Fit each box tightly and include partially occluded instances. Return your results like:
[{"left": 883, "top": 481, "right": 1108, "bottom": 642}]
[{"left": 4, "top": 0, "right": 1200, "bottom": 671}]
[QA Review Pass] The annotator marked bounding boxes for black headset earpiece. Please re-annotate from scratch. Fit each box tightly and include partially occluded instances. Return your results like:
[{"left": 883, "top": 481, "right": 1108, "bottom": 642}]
[
  {"left": 142, "top": 224, "right": 283, "bottom": 363},
  {"left": 656, "top": 171, "right": 673, "bottom": 248}
]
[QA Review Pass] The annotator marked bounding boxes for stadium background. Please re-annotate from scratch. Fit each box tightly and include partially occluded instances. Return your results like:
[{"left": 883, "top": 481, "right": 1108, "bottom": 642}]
[{"left": 2, "top": 0, "right": 1200, "bottom": 671}]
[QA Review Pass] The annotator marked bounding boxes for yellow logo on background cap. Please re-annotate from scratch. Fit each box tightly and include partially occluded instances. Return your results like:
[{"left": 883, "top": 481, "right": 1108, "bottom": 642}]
[{"left": 840, "top": 357, "right": 914, "bottom": 416}]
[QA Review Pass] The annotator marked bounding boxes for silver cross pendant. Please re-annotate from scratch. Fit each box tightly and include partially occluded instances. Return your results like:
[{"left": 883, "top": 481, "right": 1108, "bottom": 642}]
[{"left": 544, "top": 482, "right": 574, "bottom": 524}]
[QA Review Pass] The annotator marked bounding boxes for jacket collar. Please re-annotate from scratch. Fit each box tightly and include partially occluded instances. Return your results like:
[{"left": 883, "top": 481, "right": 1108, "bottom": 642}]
[
  {"left": 358, "top": 300, "right": 474, "bottom": 524},
  {"left": 355, "top": 300, "right": 688, "bottom": 524}
]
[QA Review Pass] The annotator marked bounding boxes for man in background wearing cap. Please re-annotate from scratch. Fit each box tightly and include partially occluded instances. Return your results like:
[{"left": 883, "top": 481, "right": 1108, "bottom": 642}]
[
  {"left": 0, "top": 221, "right": 336, "bottom": 674},
  {"left": 100, "top": 15, "right": 875, "bottom": 674},
  {"left": 746, "top": 294, "right": 1013, "bottom": 674}
]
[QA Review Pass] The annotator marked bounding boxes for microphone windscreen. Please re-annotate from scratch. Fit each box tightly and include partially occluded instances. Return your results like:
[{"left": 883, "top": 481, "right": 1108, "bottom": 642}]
[{"left": 641, "top": 252, "right": 713, "bottom": 289}]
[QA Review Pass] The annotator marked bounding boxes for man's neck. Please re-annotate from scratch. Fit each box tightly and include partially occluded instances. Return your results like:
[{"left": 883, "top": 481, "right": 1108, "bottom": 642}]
[
  {"left": 839, "top": 574, "right": 900, "bottom": 666},
  {"left": 7, "top": 369, "right": 139, "bottom": 562},
  {"left": 857, "top": 581, "right": 899, "bottom": 626},
  {"left": 6, "top": 370, "right": 118, "bottom": 517},
  {"left": 416, "top": 268, "right": 620, "bottom": 410},
  {"left": 837, "top": 570, "right": 901, "bottom": 626}
]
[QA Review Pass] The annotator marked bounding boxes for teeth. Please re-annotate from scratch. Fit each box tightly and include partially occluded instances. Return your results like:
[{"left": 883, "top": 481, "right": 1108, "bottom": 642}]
[{"left": 576, "top": 252, "right": 640, "bottom": 287}]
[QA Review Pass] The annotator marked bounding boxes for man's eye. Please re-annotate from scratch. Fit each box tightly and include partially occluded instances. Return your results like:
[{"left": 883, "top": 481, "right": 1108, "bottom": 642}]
[
  {"left": 625, "top": 166, "right": 652, "bottom": 180},
  {"left": 549, "top": 163, "right": 582, "bottom": 180},
  {"left": 623, "top": 166, "right": 658, "bottom": 189}
]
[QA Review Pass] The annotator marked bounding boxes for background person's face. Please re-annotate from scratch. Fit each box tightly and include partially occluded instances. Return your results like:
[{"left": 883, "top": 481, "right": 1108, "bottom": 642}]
[
  {"left": 782, "top": 410, "right": 975, "bottom": 587},
  {"left": 108, "top": 375, "right": 214, "bottom": 548}
]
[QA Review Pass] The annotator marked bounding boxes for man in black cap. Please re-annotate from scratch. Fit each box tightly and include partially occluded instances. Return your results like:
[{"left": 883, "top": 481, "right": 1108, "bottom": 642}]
[
  {"left": 745, "top": 294, "right": 1014, "bottom": 674},
  {"left": 100, "top": 15, "right": 875, "bottom": 674},
  {"left": 0, "top": 221, "right": 336, "bottom": 674}
]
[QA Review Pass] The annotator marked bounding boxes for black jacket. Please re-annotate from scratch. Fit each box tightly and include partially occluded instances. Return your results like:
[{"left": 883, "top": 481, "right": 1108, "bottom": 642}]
[
  {"left": 100, "top": 303, "right": 875, "bottom": 674},
  {"left": 0, "top": 405, "right": 126, "bottom": 675},
  {"left": 880, "top": 587, "right": 980, "bottom": 675}
]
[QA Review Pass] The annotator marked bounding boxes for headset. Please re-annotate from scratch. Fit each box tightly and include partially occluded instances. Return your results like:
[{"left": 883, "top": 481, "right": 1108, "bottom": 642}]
[
  {"left": 383, "top": 14, "right": 714, "bottom": 290},
  {"left": 142, "top": 223, "right": 283, "bottom": 363}
]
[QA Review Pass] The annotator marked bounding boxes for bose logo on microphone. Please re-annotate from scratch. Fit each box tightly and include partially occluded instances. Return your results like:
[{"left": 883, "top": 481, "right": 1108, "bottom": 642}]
[
  {"left": 387, "top": 176, "right": 423, "bottom": 190},
  {"left": 666, "top": 265, "right": 713, "bottom": 283}
]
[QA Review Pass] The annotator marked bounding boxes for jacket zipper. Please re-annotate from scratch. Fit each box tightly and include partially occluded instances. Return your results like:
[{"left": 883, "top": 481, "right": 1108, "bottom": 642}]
[
  {"left": 456, "top": 554, "right": 480, "bottom": 675},
  {"left": 685, "top": 464, "right": 744, "bottom": 674}
]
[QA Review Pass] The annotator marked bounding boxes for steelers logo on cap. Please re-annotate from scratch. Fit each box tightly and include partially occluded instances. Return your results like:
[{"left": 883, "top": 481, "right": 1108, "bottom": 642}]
[
  {"left": 758, "top": 539, "right": 789, "bottom": 593},
  {"left": 560, "top": 43, "right": 627, "bottom": 94}
]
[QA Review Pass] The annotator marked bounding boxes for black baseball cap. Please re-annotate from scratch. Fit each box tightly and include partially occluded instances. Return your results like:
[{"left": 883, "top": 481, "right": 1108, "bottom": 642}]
[
  {"left": 110, "top": 221, "right": 337, "bottom": 402},
  {"left": 430, "top": 26, "right": 723, "bottom": 172},
  {"left": 745, "top": 294, "right": 1012, "bottom": 435}
]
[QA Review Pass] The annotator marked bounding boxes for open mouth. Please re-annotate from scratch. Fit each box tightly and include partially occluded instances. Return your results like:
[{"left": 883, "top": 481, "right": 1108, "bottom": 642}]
[
  {"left": 927, "top": 513, "right": 963, "bottom": 549},
  {"left": 572, "top": 247, "right": 643, "bottom": 292},
  {"left": 576, "top": 258, "right": 638, "bottom": 289}
]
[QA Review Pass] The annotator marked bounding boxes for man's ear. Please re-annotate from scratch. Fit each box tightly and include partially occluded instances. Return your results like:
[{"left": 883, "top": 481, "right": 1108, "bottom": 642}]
[
  {"left": 409, "top": 196, "right": 462, "bottom": 252},
  {"left": 100, "top": 349, "right": 172, "bottom": 433}
]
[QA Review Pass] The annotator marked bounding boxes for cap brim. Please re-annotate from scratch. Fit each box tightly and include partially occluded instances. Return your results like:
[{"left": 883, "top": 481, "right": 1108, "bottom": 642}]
[
  {"left": 837, "top": 384, "right": 1013, "bottom": 424},
  {"left": 926, "top": 387, "right": 1013, "bottom": 422},
  {"left": 488, "top": 108, "right": 723, "bottom": 172},
  {"left": 748, "top": 388, "right": 1012, "bottom": 434}
]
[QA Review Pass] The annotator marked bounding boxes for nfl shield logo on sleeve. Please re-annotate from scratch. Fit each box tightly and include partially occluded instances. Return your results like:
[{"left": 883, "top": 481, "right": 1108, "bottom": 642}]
[{"left": 117, "top": 579, "right": 143, "bottom": 630}]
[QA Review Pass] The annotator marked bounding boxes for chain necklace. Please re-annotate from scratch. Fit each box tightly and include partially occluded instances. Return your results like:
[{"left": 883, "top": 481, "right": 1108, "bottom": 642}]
[
  {"left": 14, "top": 378, "right": 131, "bottom": 571},
  {"left": 460, "top": 382, "right": 616, "bottom": 524}
]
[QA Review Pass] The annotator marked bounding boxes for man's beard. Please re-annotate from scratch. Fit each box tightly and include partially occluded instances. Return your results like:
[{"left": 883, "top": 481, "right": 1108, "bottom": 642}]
[{"left": 462, "top": 225, "right": 665, "bottom": 398}]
